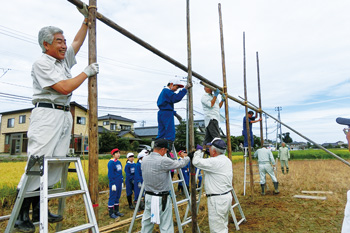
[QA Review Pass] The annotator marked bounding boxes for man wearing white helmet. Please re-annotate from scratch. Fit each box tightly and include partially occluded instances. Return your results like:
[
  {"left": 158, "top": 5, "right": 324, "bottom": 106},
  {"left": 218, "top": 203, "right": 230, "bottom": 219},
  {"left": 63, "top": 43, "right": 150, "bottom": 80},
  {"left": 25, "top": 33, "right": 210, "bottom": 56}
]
[
  {"left": 156, "top": 79, "right": 192, "bottom": 148},
  {"left": 134, "top": 150, "right": 147, "bottom": 210}
]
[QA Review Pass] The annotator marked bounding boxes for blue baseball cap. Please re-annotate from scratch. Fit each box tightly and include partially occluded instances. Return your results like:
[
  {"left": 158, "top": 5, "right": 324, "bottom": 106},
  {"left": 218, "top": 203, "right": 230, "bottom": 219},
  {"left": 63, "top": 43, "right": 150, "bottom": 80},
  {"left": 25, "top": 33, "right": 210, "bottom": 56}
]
[{"left": 206, "top": 137, "right": 226, "bottom": 150}]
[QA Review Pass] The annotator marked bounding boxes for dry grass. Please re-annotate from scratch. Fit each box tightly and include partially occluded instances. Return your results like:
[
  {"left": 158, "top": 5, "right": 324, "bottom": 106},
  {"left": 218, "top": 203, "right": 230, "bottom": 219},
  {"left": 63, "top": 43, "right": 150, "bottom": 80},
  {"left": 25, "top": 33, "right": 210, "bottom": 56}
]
[{"left": 1, "top": 159, "right": 350, "bottom": 232}]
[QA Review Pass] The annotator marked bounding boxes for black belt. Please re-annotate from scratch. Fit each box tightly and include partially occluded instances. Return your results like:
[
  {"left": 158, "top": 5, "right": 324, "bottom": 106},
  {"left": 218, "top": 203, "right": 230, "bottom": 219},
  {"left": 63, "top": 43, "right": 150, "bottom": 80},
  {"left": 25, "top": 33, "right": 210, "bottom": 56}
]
[
  {"left": 206, "top": 190, "right": 231, "bottom": 197},
  {"left": 145, "top": 191, "right": 169, "bottom": 196},
  {"left": 146, "top": 191, "right": 169, "bottom": 211},
  {"left": 35, "top": 103, "right": 70, "bottom": 112}
]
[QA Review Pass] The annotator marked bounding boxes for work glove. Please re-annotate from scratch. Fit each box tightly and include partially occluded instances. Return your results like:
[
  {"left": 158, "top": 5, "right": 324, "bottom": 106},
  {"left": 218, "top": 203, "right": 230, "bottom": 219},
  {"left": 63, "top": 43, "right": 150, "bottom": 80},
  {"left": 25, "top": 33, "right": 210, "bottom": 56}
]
[
  {"left": 112, "top": 184, "right": 116, "bottom": 191},
  {"left": 138, "top": 182, "right": 141, "bottom": 188},
  {"left": 196, "top": 144, "right": 203, "bottom": 150},
  {"left": 174, "top": 112, "right": 182, "bottom": 122},
  {"left": 185, "top": 82, "right": 193, "bottom": 90},
  {"left": 187, "top": 151, "right": 195, "bottom": 161},
  {"left": 221, "top": 93, "right": 226, "bottom": 102},
  {"left": 83, "top": 63, "right": 99, "bottom": 77},
  {"left": 214, "top": 88, "right": 220, "bottom": 97},
  {"left": 77, "top": 2, "right": 89, "bottom": 18}
]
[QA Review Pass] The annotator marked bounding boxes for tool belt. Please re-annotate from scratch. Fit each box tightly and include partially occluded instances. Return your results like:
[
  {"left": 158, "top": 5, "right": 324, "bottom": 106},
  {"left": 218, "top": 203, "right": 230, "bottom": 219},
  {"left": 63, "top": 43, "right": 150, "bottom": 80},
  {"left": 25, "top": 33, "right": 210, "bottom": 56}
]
[
  {"left": 145, "top": 191, "right": 169, "bottom": 211},
  {"left": 35, "top": 102, "right": 70, "bottom": 112},
  {"left": 206, "top": 190, "right": 231, "bottom": 197}
]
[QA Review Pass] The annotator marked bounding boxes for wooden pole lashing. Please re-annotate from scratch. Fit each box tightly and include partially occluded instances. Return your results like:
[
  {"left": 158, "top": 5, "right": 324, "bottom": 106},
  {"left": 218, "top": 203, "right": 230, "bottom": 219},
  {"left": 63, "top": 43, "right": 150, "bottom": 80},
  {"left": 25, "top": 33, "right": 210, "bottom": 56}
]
[
  {"left": 242, "top": 32, "right": 254, "bottom": 197},
  {"left": 87, "top": 0, "right": 99, "bottom": 222},
  {"left": 256, "top": 52, "right": 264, "bottom": 146},
  {"left": 185, "top": 0, "right": 198, "bottom": 232},
  {"left": 218, "top": 3, "right": 234, "bottom": 187}
]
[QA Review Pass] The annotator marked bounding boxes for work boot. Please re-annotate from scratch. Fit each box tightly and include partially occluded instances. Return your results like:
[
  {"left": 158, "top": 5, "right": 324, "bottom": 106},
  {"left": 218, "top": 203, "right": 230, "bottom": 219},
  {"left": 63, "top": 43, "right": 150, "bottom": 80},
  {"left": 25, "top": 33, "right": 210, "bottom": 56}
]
[
  {"left": 14, "top": 197, "right": 35, "bottom": 233},
  {"left": 114, "top": 205, "right": 124, "bottom": 217},
  {"left": 108, "top": 207, "right": 118, "bottom": 219},
  {"left": 260, "top": 184, "right": 266, "bottom": 195},
  {"left": 32, "top": 196, "right": 63, "bottom": 223},
  {"left": 281, "top": 168, "right": 285, "bottom": 174},
  {"left": 273, "top": 182, "right": 280, "bottom": 194},
  {"left": 286, "top": 167, "right": 289, "bottom": 174},
  {"left": 127, "top": 196, "right": 135, "bottom": 209}
]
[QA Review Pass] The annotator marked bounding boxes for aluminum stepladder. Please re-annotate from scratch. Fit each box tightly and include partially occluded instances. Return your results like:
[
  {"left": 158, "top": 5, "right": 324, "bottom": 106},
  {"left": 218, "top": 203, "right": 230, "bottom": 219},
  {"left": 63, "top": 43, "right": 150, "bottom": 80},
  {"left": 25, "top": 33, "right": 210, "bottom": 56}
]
[
  {"left": 184, "top": 151, "right": 246, "bottom": 231},
  {"left": 128, "top": 144, "right": 196, "bottom": 233},
  {"left": 5, "top": 155, "right": 99, "bottom": 233}
]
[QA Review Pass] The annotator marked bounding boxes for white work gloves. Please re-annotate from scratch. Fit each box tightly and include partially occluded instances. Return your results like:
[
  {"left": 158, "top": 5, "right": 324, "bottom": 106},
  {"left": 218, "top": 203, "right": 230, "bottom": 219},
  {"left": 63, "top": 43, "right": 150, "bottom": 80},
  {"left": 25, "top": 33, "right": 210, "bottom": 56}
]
[
  {"left": 138, "top": 182, "right": 141, "bottom": 188},
  {"left": 77, "top": 2, "right": 89, "bottom": 18},
  {"left": 185, "top": 82, "right": 193, "bottom": 90},
  {"left": 83, "top": 63, "right": 99, "bottom": 77},
  {"left": 111, "top": 184, "right": 116, "bottom": 191}
]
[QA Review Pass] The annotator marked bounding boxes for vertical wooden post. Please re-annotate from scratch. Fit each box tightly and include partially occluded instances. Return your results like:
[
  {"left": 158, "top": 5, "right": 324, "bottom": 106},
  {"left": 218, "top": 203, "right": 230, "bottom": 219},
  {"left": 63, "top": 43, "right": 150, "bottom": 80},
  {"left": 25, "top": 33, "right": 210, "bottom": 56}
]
[
  {"left": 186, "top": 0, "right": 197, "bottom": 232},
  {"left": 88, "top": 0, "right": 99, "bottom": 222},
  {"left": 218, "top": 4, "right": 233, "bottom": 185},
  {"left": 256, "top": 52, "right": 264, "bottom": 147},
  {"left": 243, "top": 32, "right": 254, "bottom": 197}
]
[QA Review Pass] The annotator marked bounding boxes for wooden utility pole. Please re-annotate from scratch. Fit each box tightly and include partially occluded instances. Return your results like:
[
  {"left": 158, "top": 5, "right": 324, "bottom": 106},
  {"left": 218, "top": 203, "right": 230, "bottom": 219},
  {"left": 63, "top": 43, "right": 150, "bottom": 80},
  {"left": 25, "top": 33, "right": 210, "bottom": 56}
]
[
  {"left": 256, "top": 52, "right": 264, "bottom": 147},
  {"left": 243, "top": 32, "right": 254, "bottom": 197},
  {"left": 218, "top": 4, "right": 234, "bottom": 187},
  {"left": 186, "top": 0, "right": 197, "bottom": 232},
  {"left": 88, "top": 0, "right": 99, "bottom": 221}
]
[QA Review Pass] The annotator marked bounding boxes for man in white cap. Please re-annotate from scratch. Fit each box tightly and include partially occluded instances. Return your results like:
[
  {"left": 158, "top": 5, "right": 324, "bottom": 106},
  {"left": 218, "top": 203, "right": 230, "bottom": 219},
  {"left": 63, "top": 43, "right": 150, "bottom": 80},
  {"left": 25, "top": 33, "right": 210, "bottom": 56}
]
[
  {"left": 156, "top": 79, "right": 191, "bottom": 146},
  {"left": 192, "top": 137, "right": 233, "bottom": 233}
]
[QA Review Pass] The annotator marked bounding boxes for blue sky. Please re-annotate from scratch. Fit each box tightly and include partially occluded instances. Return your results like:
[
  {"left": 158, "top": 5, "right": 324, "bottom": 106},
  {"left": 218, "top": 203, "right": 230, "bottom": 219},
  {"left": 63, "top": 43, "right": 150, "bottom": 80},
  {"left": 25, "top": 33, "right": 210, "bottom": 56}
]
[{"left": 1, "top": 0, "right": 350, "bottom": 144}]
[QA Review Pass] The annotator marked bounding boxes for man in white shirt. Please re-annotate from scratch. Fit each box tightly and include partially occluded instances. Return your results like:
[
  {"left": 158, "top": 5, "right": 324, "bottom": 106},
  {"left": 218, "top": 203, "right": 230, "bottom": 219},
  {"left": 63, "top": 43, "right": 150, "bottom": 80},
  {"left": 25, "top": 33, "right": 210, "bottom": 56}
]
[
  {"left": 201, "top": 87, "right": 225, "bottom": 145},
  {"left": 192, "top": 138, "right": 232, "bottom": 233}
]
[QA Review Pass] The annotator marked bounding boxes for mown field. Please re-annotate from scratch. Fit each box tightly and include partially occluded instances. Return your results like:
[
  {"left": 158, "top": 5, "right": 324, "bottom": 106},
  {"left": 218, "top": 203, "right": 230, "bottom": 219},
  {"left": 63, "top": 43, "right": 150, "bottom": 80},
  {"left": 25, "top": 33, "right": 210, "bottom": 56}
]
[{"left": 1, "top": 149, "right": 350, "bottom": 232}]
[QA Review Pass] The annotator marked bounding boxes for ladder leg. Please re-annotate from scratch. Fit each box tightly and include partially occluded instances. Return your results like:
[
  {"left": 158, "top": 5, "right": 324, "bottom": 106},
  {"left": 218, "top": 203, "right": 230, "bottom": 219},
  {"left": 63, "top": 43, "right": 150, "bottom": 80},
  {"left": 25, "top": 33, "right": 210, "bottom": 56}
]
[
  {"left": 39, "top": 158, "right": 49, "bottom": 233},
  {"left": 4, "top": 176, "right": 29, "bottom": 233},
  {"left": 75, "top": 158, "right": 99, "bottom": 233},
  {"left": 128, "top": 182, "right": 145, "bottom": 233},
  {"left": 56, "top": 162, "right": 69, "bottom": 232}
]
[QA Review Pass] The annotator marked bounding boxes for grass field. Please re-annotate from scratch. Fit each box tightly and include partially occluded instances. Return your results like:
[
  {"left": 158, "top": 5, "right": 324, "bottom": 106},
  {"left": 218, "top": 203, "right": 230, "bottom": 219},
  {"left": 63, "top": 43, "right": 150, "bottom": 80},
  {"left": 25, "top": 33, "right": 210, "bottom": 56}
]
[{"left": 1, "top": 155, "right": 350, "bottom": 232}]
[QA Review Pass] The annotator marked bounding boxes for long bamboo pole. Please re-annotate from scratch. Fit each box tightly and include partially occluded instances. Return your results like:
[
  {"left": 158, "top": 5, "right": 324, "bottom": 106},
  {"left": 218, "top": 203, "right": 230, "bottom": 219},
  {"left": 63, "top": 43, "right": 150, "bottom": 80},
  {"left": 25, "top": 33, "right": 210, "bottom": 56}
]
[
  {"left": 87, "top": 0, "right": 99, "bottom": 222},
  {"left": 242, "top": 32, "right": 254, "bottom": 197},
  {"left": 218, "top": 3, "right": 234, "bottom": 186},
  {"left": 256, "top": 52, "right": 264, "bottom": 146},
  {"left": 185, "top": 0, "right": 198, "bottom": 232}
]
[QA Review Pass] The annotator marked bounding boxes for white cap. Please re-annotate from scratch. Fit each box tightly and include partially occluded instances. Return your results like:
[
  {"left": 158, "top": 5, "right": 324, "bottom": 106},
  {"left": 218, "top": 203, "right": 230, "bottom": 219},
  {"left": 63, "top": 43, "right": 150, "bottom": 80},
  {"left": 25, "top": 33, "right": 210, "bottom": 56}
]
[
  {"left": 168, "top": 78, "right": 184, "bottom": 88},
  {"left": 127, "top": 152, "right": 134, "bottom": 158},
  {"left": 137, "top": 151, "right": 146, "bottom": 159},
  {"left": 141, "top": 149, "right": 149, "bottom": 155}
]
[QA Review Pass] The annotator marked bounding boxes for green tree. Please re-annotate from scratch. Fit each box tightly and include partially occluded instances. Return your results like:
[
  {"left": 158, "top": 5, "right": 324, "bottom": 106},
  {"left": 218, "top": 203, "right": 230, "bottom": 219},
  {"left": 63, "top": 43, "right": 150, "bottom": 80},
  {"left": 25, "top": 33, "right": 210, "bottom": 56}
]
[
  {"left": 131, "top": 141, "right": 139, "bottom": 151},
  {"left": 282, "top": 132, "right": 293, "bottom": 143},
  {"left": 116, "top": 138, "right": 131, "bottom": 151},
  {"left": 99, "top": 131, "right": 118, "bottom": 153},
  {"left": 174, "top": 121, "right": 201, "bottom": 150}
]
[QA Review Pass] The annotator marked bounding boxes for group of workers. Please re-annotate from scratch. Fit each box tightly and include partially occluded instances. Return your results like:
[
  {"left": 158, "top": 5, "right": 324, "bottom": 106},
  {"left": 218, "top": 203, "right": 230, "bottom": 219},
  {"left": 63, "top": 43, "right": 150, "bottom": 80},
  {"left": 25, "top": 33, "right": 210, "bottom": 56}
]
[{"left": 10, "top": 2, "right": 293, "bottom": 233}]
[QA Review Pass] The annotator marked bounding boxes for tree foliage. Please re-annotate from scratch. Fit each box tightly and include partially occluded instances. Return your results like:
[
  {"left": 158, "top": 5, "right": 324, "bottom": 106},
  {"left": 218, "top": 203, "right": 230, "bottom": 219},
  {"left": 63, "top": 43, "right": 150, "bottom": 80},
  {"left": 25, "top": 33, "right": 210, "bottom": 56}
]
[
  {"left": 174, "top": 121, "right": 201, "bottom": 150},
  {"left": 99, "top": 131, "right": 118, "bottom": 153},
  {"left": 282, "top": 132, "right": 293, "bottom": 143}
]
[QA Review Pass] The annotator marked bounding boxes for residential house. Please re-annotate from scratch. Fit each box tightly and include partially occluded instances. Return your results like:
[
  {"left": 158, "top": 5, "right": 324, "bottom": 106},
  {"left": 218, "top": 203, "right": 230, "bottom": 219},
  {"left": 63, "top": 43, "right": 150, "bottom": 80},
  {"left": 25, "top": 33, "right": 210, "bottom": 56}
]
[
  {"left": 97, "top": 114, "right": 139, "bottom": 142},
  {"left": 0, "top": 102, "right": 89, "bottom": 155}
]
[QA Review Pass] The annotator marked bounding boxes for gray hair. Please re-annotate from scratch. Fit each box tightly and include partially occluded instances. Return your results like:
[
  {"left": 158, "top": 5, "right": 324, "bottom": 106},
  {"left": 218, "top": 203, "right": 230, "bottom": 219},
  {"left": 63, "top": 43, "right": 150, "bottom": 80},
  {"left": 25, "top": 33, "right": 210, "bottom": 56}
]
[
  {"left": 212, "top": 145, "right": 226, "bottom": 155},
  {"left": 38, "top": 26, "right": 64, "bottom": 53}
]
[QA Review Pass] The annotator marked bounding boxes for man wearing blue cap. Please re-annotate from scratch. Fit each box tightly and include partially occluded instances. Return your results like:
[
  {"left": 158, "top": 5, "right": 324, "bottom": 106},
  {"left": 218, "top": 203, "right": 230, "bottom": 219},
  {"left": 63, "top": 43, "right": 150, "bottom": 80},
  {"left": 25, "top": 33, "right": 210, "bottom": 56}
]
[
  {"left": 192, "top": 137, "right": 233, "bottom": 233},
  {"left": 141, "top": 138, "right": 190, "bottom": 232}
]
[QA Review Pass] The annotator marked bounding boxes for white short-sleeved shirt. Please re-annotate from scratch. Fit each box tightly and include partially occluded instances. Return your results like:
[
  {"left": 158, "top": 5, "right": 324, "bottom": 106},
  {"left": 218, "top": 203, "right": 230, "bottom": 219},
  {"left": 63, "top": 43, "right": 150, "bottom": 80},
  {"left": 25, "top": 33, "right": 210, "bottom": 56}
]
[
  {"left": 201, "top": 93, "right": 220, "bottom": 127},
  {"left": 31, "top": 46, "right": 76, "bottom": 106}
]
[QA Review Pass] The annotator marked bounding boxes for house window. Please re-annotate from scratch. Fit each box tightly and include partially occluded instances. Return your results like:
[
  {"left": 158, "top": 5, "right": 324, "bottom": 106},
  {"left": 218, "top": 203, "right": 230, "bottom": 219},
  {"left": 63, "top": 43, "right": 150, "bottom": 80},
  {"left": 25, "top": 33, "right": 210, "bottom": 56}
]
[
  {"left": 110, "top": 123, "right": 116, "bottom": 131},
  {"left": 120, "top": 124, "right": 131, "bottom": 130},
  {"left": 77, "top": 117, "right": 86, "bottom": 125},
  {"left": 19, "top": 115, "right": 26, "bottom": 124},
  {"left": 7, "top": 118, "right": 14, "bottom": 128},
  {"left": 103, "top": 121, "right": 109, "bottom": 125},
  {"left": 5, "top": 135, "right": 10, "bottom": 144}
]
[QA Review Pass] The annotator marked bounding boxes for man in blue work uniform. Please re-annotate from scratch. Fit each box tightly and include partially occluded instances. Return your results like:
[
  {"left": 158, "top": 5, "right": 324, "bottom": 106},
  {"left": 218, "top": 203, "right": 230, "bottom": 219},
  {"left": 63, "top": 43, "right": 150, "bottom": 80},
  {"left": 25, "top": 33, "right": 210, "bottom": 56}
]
[
  {"left": 156, "top": 79, "right": 191, "bottom": 147},
  {"left": 242, "top": 110, "right": 262, "bottom": 148}
]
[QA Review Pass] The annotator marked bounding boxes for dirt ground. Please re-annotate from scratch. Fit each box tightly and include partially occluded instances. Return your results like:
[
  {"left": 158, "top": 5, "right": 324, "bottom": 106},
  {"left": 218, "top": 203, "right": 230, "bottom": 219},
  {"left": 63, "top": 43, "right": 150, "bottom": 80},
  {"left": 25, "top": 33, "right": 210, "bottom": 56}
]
[{"left": 1, "top": 159, "right": 349, "bottom": 232}]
